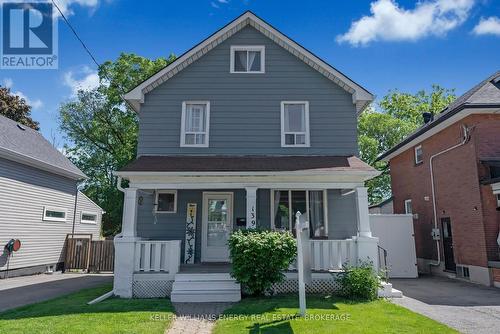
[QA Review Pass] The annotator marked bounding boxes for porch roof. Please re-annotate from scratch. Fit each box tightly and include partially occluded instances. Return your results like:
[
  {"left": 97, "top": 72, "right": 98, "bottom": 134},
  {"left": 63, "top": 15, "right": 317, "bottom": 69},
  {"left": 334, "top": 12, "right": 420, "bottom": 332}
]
[{"left": 119, "top": 155, "right": 376, "bottom": 173}]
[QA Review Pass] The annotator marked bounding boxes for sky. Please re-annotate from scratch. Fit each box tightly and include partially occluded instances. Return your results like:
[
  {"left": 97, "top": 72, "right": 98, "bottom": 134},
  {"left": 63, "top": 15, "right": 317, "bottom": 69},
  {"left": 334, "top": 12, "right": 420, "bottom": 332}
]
[{"left": 1, "top": 0, "right": 499, "bottom": 147}]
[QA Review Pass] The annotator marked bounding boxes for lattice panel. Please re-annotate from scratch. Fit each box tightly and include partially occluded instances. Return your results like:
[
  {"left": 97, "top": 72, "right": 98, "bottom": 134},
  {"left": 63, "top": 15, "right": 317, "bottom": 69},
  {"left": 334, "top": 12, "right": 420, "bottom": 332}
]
[
  {"left": 271, "top": 278, "right": 341, "bottom": 295},
  {"left": 132, "top": 280, "right": 173, "bottom": 298}
]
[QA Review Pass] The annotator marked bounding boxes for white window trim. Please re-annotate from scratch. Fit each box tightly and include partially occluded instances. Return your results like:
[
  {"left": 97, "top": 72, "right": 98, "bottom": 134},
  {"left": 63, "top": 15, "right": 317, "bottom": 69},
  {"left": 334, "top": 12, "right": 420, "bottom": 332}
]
[
  {"left": 414, "top": 145, "right": 423, "bottom": 164},
  {"left": 180, "top": 101, "right": 210, "bottom": 147},
  {"left": 270, "top": 189, "right": 328, "bottom": 237},
  {"left": 404, "top": 199, "right": 412, "bottom": 214},
  {"left": 280, "top": 101, "right": 310, "bottom": 147},
  {"left": 230, "top": 45, "right": 265, "bottom": 73},
  {"left": 43, "top": 206, "right": 67, "bottom": 222},
  {"left": 155, "top": 190, "right": 178, "bottom": 213},
  {"left": 81, "top": 211, "right": 98, "bottom": 224},
  {"left": 496, "top": 194, "right": 500, "bottom": 207}
]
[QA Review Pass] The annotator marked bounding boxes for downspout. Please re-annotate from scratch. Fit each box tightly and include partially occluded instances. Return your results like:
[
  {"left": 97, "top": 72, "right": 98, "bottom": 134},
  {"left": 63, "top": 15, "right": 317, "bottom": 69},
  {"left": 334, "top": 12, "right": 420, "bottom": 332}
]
[
  {"left": 71, "top": 186, "right": 78, "bottom": 235},
  {"left": 429, "top": 124, "right": 471, "bottom": 269}
]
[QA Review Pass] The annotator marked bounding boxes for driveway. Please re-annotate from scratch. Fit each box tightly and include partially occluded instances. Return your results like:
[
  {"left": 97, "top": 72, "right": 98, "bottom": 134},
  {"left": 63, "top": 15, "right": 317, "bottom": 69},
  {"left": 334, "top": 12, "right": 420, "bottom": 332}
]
[
  {"left": 0, "top": 273, "right": 112, "bottom": 313},
  {"left": 391, "top": 275, "right": 500, "bottom": 334}
]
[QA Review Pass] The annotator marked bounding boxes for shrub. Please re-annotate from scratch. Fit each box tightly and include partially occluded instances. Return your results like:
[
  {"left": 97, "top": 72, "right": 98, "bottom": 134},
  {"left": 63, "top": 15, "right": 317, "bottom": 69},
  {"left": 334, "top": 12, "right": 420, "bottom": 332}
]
[
  {"left": 228, "top": 229, "right": 296, "bottom": 296},
  {"left": 338, "top": 260, "right": 381, "bottom": 300}
]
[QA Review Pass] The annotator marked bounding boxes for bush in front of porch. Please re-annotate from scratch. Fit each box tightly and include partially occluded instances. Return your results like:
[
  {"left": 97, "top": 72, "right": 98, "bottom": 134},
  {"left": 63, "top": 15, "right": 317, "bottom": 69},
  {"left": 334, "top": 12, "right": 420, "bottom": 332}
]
[{"left": 228, "top": 229, "right": 296, "bottom": 296}]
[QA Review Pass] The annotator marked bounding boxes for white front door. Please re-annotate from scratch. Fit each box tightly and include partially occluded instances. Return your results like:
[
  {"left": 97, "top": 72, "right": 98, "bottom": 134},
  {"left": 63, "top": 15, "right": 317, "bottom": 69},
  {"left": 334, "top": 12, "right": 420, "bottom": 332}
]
[{"left": 201, "top": 192, "right": 233, "bottom": 262}]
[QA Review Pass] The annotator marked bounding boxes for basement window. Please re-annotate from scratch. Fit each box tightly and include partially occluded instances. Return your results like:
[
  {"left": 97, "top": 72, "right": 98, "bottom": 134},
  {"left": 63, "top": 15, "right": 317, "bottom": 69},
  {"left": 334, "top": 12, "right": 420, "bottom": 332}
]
[
  {"left": 230, "top": 46, "right": 265, "bottom": 73},
  {"left": 43, "top": 207, "right": 67, "bottom": 222},
  {"left": 414, "top": 145, "right": 423, "bottom": 164}
]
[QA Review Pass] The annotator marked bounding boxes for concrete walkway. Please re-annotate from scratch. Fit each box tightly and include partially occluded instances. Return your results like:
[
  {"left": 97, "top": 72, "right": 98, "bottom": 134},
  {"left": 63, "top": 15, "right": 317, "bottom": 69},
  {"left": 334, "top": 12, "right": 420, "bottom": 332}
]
[
  {"left": 0, "top": 273, "right": 112, "bottom": 313},
  {"left": 166, "top": 302, "right": 233, "bottom": 334},
  {"left": 391, "top": 275, "right": 500, "bottom": 334}
]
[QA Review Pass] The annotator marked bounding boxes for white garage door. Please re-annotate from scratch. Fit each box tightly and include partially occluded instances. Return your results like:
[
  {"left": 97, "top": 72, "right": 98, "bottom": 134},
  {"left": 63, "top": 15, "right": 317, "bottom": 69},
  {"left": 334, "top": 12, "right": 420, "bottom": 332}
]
[{"left": 370, "top": 214, "right": 418, "bottom": 278}]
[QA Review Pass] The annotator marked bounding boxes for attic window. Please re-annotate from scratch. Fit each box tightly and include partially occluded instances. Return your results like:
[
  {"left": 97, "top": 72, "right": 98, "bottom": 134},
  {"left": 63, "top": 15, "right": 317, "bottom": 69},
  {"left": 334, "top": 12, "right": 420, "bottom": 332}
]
[{"left": 230, "top": 46, "right": 265, "bottom": 73}]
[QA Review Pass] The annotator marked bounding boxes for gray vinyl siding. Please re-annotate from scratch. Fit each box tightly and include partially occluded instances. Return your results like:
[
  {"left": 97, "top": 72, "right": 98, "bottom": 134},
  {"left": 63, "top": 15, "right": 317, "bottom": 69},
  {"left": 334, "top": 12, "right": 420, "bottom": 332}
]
[
  {"left": 74, "top": 192, "right": 103, "bottom": 239},
  {"left": 136, "top": 189, "right": 247, "bottom": 263},
  {"left": 0, "top": 158, "right": 76, "bottom": 271},
  {"left": 136, "top": 188, "right": 358, "bottom": 262},
  {"left": 137, "top": 26, "right": 358, "bottom": 156},
  {"left": 327, "top": 190, "right": 358, "bottom": 239},
  {"left": 0, "top": 158, "right": 102, "bottom": 274}
]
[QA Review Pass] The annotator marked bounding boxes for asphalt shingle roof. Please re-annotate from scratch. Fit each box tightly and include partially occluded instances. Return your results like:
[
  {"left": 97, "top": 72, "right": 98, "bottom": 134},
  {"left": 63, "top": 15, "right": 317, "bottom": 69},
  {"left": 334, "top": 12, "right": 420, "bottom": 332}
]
[{"left": 0, "top": 114, "right": 85, "bottom": 179}]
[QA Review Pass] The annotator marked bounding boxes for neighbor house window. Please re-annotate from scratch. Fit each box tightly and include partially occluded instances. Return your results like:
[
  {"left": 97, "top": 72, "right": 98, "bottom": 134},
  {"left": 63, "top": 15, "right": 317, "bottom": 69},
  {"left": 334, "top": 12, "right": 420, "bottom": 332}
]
[
  {"left": 81, "top": 211, "right": 98, "bottom": 224},
  {"left": 281, "top": 101, "right": 310, "bottom": 147},
  {"left": 271, "top": 190, "right": 327, "bottom": 238},
  {"left": 230, "top": 46, "right": 265, "bottom": 73},
  {"left": 404, "top": 199, "right": 413, "bottom": 214},
  {"left": 181, "top": 102, "right": 210, "bottom": 147},
  {"left": 496, "top": 194, "right": 500, "bottom": 207},
  {"left": 43, "top": 207, "right": 67, "bottom": 222},
  {"left": 155, "top": 190, "right": 177, "bottom": 213},
  {"left": 414, "top": 145, "right": 423, "bottom": 164}
]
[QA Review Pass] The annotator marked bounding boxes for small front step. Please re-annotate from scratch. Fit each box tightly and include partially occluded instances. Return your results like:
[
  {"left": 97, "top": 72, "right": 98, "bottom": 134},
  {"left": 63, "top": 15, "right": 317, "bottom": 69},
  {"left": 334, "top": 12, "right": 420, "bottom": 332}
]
[{"left": 171, "top": 273, "right": 241, "bottom": 303}]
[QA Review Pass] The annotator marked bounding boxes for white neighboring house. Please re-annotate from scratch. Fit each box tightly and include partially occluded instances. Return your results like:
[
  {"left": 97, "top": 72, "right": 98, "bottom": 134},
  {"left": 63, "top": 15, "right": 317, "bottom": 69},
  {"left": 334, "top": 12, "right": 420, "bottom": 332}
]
[{"left": 0, "top": 115, "right": 103, "bottom": 278}]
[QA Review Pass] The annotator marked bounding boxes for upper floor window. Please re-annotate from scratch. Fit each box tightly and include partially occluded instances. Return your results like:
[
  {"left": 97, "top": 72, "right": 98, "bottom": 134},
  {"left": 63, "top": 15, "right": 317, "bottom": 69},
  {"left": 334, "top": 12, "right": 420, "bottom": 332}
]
[
  {"left": 230, "top": 46, "right": 265, "bottom": 73},
  {"left": 414, "top": 145, "right": 423, "bottom": 164},
  {"left": 281, "top": 101, "right": 310, "bottom": 147},
  {"left": 181, "top": 101, "right": 210, "bottom": 147}
]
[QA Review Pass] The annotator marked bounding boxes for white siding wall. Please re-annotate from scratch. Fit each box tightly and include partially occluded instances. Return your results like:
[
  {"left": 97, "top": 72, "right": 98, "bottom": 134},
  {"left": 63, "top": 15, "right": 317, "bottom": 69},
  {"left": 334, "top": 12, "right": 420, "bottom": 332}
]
[
  {"left": 74, "top": 192, "right": 103, "bottom": 240},
  {"left": 0, "top": 158, "right": 102, "bottom": 272}
]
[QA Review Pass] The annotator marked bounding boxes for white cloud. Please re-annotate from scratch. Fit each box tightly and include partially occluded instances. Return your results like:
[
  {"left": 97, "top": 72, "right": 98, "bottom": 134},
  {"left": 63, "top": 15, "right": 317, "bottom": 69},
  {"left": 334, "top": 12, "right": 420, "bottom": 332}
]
[
  {"left": 210, "top": 2, "right": 220, "bottom": 9},
  {"left": 0, "top": 0, "right": 102, "bottom": 17},
  {"left": 337, "top": 0, "right": 475, "bottom": 46},
  {"left": 217, "top": 0, "right": 229, "bottom": 3},
  {"left": 63, "top": 66, "right": 100, "bottom": 96},
  {"left": 472, "top": 16, "right": 500, "bottom": 36},
  {"left": 2, "top": 78, "right": 13, "bottom": 89},
  {"left": 14, "top": 90, "right": 43, "bottom": 110},
  {"left": 1, "top": 78, "right": 43, "bottom": 109}
]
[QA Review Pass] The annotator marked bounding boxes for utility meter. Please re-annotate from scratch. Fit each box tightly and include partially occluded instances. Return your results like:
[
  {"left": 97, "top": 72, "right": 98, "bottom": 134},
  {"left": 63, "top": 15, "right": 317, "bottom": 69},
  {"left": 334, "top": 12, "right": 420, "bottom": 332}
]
[{"left": 431, "top": 228, "right": 440, "bottom": 241}]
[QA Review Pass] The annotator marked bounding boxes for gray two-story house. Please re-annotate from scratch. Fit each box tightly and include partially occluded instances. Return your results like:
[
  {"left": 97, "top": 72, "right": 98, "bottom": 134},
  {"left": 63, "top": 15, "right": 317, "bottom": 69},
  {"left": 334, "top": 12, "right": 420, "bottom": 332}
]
[{"left": 113, "top": 11, "right": 379, "bottom": 301}]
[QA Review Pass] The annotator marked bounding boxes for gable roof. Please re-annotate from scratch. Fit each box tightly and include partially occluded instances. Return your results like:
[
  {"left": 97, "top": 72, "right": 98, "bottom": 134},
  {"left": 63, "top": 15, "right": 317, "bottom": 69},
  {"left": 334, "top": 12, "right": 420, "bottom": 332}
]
[
  {"left": 0, "top": 115, "right": 86, "bottom": 180},
  {"left": 378, "top": 70, "right": 500, "bottom": 162},
  {"left": 124, "top": 11, "right": 373, "bottom": 113}
]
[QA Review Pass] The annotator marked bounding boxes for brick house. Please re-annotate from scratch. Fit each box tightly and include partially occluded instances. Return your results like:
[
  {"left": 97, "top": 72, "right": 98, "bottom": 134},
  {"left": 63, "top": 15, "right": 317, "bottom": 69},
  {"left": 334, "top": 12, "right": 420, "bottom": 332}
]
[{"left": 378, "top": 71, "right": 500, "bottom": 287}]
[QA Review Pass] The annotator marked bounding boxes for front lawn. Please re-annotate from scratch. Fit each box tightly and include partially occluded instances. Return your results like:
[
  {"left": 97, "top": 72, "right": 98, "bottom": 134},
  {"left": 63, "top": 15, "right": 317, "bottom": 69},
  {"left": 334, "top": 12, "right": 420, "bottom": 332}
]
[
  {"left": 0, "top": 284, "right": 174, "bottom": 334},
  {"left": 213, "top": 295, "right": 456, "bottom": 334}
]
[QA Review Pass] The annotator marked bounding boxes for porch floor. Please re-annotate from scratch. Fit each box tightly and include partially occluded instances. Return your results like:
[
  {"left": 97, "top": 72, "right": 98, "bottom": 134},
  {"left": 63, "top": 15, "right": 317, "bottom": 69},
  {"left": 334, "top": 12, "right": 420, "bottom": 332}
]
[{"left": 179, "top": 263, "right": 231, "bottom": 273}]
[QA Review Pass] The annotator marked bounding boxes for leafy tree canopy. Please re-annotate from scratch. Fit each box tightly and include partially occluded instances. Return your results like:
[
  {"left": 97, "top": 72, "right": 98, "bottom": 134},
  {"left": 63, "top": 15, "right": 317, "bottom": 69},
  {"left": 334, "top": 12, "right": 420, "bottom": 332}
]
[
  {"left": 0, "top": 86, "right": 40, "bottom": 130},
  {"left": 60, "top": 52, "right": 175, "bottom": 236},
  {"left": 359, "top": 85, "right": 456, "bottom": 204}
]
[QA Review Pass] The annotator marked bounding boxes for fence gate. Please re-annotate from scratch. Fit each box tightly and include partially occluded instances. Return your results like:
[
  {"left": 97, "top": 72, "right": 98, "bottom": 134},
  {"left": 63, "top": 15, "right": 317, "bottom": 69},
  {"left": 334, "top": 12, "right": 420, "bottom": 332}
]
[{"left": 65, "top": 234, "right": 114, "bottom": 272}]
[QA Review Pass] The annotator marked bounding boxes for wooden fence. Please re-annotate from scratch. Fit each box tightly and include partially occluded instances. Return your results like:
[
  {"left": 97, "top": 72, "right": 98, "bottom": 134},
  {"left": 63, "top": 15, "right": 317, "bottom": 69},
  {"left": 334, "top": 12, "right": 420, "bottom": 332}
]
[{"left": 65, "top": 234, "right": 114, "bottom": 272}]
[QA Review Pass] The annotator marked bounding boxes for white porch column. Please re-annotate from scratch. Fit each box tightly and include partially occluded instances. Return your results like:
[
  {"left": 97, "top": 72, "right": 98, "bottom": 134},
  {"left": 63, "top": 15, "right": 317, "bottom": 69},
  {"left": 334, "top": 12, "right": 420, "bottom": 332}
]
[
  {"left": 355, "top": 187, "right": 371, "bottom": 237},
  {"left": 245, "top": 187, "right": 257, "bottom": 229},
  {"left": 114, "top": 187, "right": 138, "bottom": 298},
  {"left": 354, "top": 187, "right": 379, "bottom": 270}
]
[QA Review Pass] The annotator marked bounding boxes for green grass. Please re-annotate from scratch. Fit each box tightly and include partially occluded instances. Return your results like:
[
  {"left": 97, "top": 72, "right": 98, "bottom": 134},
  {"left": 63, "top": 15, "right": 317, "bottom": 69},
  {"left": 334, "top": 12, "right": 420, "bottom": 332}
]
[
  {"left": 213, "top": 295, "right": 457, "bottom": 334},
  {"left": 0, "top": 284, "right": 174, "bottom": 334}
]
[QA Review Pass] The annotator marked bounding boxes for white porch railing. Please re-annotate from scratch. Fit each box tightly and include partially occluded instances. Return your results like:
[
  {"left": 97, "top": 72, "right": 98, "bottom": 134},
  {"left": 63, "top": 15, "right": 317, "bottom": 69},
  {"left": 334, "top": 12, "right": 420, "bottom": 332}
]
[
  {"left": 309, "top": 239, "right": 357, "bottom": 271},
  {"left": 134, "top": 240, "right": 181, "bottom": 273}
]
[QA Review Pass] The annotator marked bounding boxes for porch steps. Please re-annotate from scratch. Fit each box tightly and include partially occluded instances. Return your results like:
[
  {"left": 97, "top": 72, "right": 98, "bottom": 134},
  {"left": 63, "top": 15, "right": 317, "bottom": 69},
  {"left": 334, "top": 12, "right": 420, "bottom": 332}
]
[{"left": 171, "top": 273, "right": 241, "bottom": 302}]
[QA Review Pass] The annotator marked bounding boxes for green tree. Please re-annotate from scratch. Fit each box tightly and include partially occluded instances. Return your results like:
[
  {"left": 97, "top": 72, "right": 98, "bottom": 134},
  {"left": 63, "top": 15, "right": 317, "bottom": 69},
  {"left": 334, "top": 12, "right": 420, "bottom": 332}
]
[
  {"left": 360, "top": 85, "right": 456, "bottom": 204},
  {"left": 60, "top": 53, "right": 175, "bottom": 236},
  {"left": 0, "top": 86, "right": 40, "bottom": 130}
]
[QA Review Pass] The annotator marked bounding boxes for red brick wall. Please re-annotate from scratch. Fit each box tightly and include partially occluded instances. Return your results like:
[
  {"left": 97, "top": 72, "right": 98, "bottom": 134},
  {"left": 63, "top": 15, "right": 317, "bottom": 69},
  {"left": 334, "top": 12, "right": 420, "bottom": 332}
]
[{"left": 390, "top": 114, "right": 500, "bottom": 268}]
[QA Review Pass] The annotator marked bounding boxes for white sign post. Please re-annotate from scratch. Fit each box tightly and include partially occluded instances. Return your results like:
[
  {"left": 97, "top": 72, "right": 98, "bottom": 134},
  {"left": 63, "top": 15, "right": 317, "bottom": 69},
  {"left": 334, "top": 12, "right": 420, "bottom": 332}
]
[
  {"left": 184, "top": 203, "right": 197, "bottom": 264},
  {"left": 296, "top": 211, "right": 312, "bottom": 317}
]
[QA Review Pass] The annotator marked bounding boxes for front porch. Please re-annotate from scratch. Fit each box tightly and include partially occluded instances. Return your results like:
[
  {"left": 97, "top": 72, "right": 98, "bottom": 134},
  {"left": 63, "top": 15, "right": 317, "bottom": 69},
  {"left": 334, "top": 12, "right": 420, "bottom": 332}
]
[{"left": 113, "top": 156, "right": 380, "bottom": 299}]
